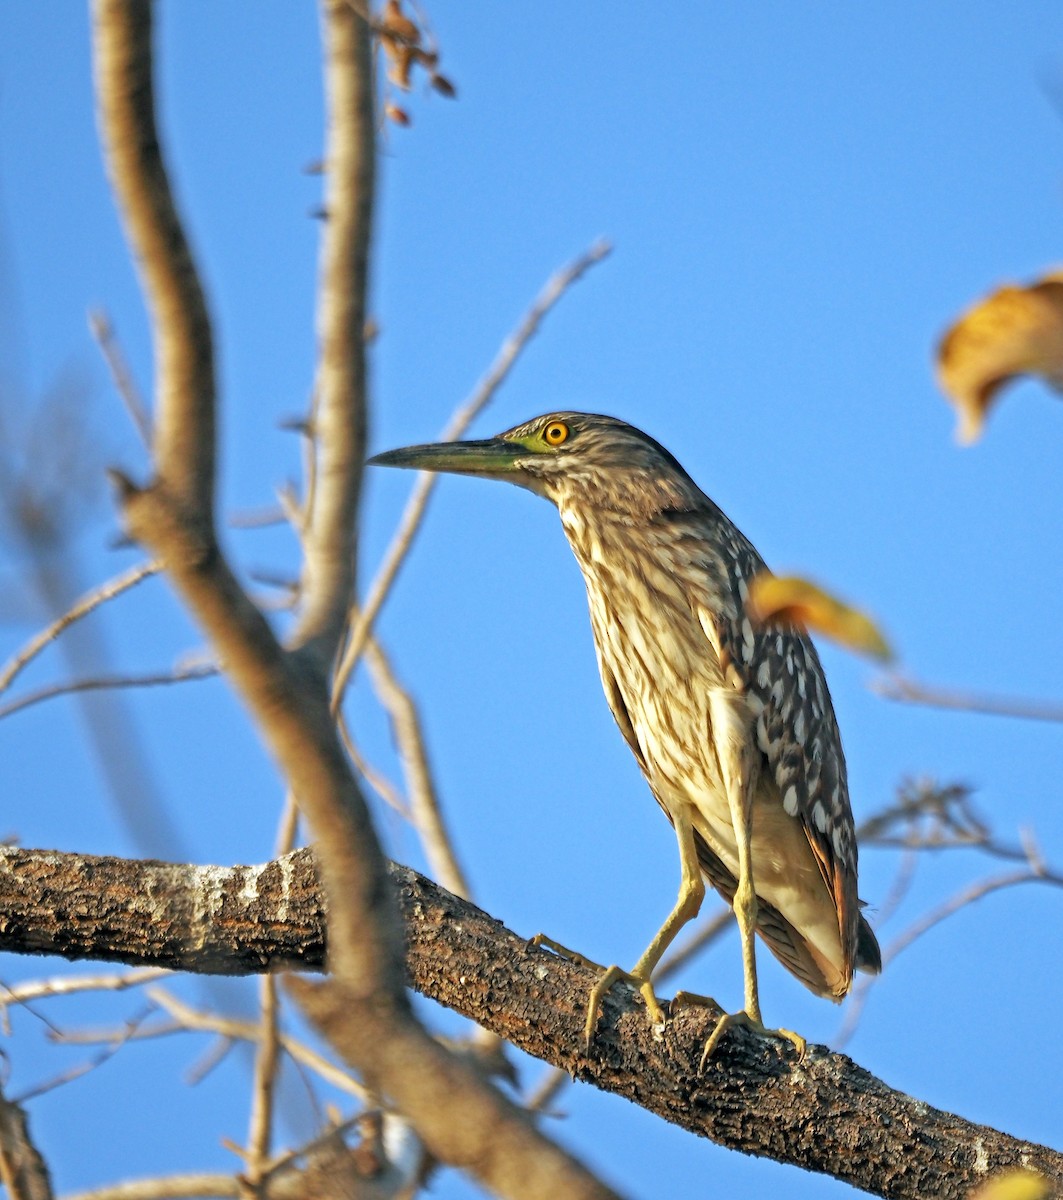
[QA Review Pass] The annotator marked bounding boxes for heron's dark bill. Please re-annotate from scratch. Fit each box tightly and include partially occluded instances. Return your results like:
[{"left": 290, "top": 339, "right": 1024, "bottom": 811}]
[{"left": 368, "top": 437, "right": 524, "bottom": 477}]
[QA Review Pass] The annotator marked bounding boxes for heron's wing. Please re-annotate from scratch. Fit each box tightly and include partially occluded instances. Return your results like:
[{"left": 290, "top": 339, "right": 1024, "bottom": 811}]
[{"left": 698, "top": 544, "right": 861, "bottom": 981}]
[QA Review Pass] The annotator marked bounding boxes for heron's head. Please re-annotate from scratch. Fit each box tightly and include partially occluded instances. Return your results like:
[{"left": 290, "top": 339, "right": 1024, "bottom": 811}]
[{"left": 369, "top": 412, "right": 702, "bottom": 516}]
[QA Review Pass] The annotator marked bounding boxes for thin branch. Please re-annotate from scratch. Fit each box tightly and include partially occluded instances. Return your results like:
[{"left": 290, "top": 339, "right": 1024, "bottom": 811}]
[
  {"left": 834, "top": 863, "right": 1062, "bottom": 1048},
  {"left": 339, "top": 716, "right": 412, "bottom": 819},
  {"left": 87, "top": 309, "right": 152, "bottom": 446},
  {"left": 0, "top": 561, "right": 161, "bottom": 698},
  {"left": 331, "top": 238, "right": 612, "bottom": 710},
  {"left": 364, "top": 635, "right": 470, "bottom": 896},
  {"left": 873, "top": 672, "right": 1063, "bottom": 724},
  {"left": 64, "top": 1175, "right": 239, "bottom": 1200},
  {"left": 257, "top": 1113, "right": 361, "bottom": 1183},
  {"left": 657, "top": 906, "right": 733, "bottom": 979},
  {"left": 245, "top": 798, "right": 305, "bottom": 1181},
  {"left": 51, "top": 1007, "right": 365, "bottom": 1103},
  {"left": 147, "top": 989, "right": 362, "bottom": 1097},
  {"left": 880, "top": 867, "right": 1061, "bottom": 968},
  {"left": 871, "top": 846, "right": 920, "bottom": 930},
  {"left": 0, "top": 663, "right": 217, "bottom": 723},
  {"left": 290, "top": 0, "right": 375, "bottom": 664},
  {"left": 227, "top": 505, "right": 288, "bottom": 530},
  {"left": 0, "top": 968, "right": 168, "bottom": 1013},
  {"left": 17, "top": 1006, "right": 150, "bottom": 1104}
]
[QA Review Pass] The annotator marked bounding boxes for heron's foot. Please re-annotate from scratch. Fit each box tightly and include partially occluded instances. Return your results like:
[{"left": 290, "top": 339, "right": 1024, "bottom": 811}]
[
  {"left": 585, "top": 964, "right": 666, "bottom": 1047},
  {"left": 699, "top": 1010, "right": 806, "bottom": 1070},
  {"left": 531, "top": 936, "right": 667, "bottom": 1046}
]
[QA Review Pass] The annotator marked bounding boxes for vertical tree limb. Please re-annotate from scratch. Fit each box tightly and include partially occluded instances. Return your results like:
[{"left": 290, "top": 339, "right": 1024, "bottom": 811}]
[
  {"left": 92, "top": 0, "right": 215, "bottom": 519},
  {"left": 293, "top": 0, "right": 376, "bottom": 664},
  {"left": 0, "top": 1085, "right": 53, "bottom": 1200},
  {"left": 91, "top": 4, "right": 620, "bottom": 1196}
]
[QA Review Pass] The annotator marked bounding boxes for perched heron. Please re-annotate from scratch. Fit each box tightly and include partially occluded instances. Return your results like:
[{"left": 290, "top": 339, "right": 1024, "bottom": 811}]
[{"left": 370, "top": 412, "right": 880, "bottom": 1056}]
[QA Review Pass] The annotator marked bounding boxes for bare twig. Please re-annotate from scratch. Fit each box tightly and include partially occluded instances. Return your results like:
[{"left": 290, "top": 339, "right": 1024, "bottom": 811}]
[
  {"left": 834, "top": 862, "right": 1062, "bottom": 1048},
  {"left": 51, "top": 1008, "right": 365, "bottom": 1102},
  {"left": 873, "top": 672, "right": 1063, "bottom": 724},
  {"left": 148, "top": 988, "right": 369, "bottom": 1101},
  {"left": 0, "top": 968, "right": 168, "bottom": 1014},
  {"left": 290, "top": 0, "right": 375, "bottom": 665},
  {"left": 245, "top": 799, "right": 305, "bottom": 1181},
  {"left": 0, "top": 561, "right": 161, "bottom": 697},
  {"left": 227, "top": 505, "right": 289, "bottom": 530},
  {"left": 331, "top": 238, "right": 612, "bottom": 711},
  {"left": 257, "top": 1114, "right": 361, "bottom": 1182},
  {"left": 18, "top": 1006, "right": 150, "bottom": 1104},
  {"left": 879, "top": 866, "right": 1061, "bottom": 966},
  {"left": 0, "top": 663, "right": 217, "bottom": 723},
  {"left": 338, "top": 714, "right": 411, "bottom": 818},
  {"left": 364, "top": 635, "right": 470, "bottom": 897},
  {"left": 64, "top": 1175, "right": 240, "bottom": 1200},
  {"left": 657, "top": 906, "right": 733, "bottom": 979},
  {"left": 88, "top": 309, "right": 152, "bottom": 446}
]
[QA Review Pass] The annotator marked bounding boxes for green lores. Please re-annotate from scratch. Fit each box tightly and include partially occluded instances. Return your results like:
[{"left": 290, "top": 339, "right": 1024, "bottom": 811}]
[{"left": 367, "top": 417, "right": 573, "bottom": 477}]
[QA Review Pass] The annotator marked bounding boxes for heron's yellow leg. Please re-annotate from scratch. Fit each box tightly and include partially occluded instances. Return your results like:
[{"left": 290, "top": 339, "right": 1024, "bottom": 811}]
[
  {"left": 579, "top": 809, "right": 705, "bottom": 1044},
  {"left": 700, "top": 768, "right": 805, "bottom": 1065}
]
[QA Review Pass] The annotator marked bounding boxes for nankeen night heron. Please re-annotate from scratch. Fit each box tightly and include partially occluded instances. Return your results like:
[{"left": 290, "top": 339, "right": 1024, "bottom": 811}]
[{"left": 370, "top": 412, "right": 881, "bottom": 1056}]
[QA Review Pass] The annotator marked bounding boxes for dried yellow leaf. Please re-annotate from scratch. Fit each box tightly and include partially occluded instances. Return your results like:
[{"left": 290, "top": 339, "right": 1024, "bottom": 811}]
[
  {"left": 746, "top": 574, "right": 893, "bottom": 663},
  {"left": 968, "top": 1167, "right": 1051, "bottom": 1200},
  {"left": 936, "top": 273, "right": 1063, "bottom": 444}
]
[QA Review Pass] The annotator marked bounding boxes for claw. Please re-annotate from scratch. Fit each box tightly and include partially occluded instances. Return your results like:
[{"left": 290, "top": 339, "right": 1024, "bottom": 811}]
[
  {"left": 585, "top": 965, "right": 666, "bottom": 1046},
  {"left": 699, "top": 1010, "right": 806, "bottom": 1070},
  {"left": 529, "top": 936, "right": 667, "bottom": 1045}
]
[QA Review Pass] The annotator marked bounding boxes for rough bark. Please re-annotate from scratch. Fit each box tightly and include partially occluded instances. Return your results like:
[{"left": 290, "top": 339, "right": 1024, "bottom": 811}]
[{"left": 0, "top": 844, "right": 1055, "bottom": 1200}]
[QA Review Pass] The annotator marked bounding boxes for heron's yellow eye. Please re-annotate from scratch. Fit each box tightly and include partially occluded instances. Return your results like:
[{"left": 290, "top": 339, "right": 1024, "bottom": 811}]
[{"left": 543, "top": 421, "right": 569, "bottom": 447}]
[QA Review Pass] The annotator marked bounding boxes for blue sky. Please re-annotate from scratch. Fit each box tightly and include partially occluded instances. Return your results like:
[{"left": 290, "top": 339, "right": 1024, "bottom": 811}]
[{"left": 2, "top": 4, "right": 1063, "bottom": 1197}]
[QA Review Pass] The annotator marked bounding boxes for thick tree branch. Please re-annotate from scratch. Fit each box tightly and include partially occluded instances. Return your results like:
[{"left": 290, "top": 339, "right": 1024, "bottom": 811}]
[{"left": 0, "top": 844, "right": 1056, "bottom": 1200}]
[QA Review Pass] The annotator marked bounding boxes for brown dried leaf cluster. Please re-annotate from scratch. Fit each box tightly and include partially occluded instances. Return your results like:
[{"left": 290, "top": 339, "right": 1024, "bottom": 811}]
[{"left": 378, "top": 0, "right": 456, "bottom": 126}]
